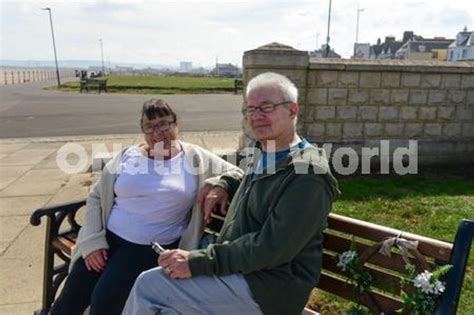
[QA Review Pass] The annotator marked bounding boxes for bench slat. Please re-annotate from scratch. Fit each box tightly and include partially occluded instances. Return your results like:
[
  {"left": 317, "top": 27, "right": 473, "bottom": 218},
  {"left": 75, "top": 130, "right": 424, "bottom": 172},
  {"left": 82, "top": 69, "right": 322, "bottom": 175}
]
[
  {"left": 52, "top": 233, "right": 77, "bottom": 256},
  {"left": 327, "top": 213, "right": 452, "bottom": 263},
  {"left": 317, "top": 273, "right": 403, "bottom": 313},
  {"left": 323, "top": 233, "right": 437, "bottom": 274},
  {"left": 63, "top": 232, "right": 77, "bottom": 242},
  {"left": 322, "top": 253, "right": 414, "bottom": 295}
]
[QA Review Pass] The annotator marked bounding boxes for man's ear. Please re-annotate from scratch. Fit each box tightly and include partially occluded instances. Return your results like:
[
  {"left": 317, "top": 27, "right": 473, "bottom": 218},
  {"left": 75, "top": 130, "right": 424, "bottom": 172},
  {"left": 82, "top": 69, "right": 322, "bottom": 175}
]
[{"left": 289, "top": 102, "right": 299, "bottom": 116}]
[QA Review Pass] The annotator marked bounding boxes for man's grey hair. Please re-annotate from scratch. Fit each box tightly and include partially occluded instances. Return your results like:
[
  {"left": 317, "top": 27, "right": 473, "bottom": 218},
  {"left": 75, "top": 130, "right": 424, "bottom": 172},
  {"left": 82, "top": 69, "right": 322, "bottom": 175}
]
[{"left": 246, "top": 72, "right": 298, "bottom": 103}]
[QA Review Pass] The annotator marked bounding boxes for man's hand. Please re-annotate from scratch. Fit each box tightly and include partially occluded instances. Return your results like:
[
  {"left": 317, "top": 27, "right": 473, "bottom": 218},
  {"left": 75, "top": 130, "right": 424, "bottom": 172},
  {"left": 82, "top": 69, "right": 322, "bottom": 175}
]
[
  {"left": 158, "top": 249, "right": 192, "bottom": 279},
  {"left": 197, "top": 185, "right": 229, "bottom": 224},
  {"left": 84, "top": 249, "right": 108, "bottom": 272}
]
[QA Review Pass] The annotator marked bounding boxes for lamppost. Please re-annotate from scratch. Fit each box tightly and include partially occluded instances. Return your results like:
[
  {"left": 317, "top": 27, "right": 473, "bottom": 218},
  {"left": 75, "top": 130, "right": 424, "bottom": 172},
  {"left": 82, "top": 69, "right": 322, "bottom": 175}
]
[
  {"left": 325, "top": 0, "right": 332, "bottom": 57},
  {"left": 41, "top": 7, "right": 61, "bottom": 87},
  {"left": 356, "top": 5, "right": 364, "bottom": 44},
  {"left": 99, "top": 38, "right": 105, "bottom": 75},
  {"left": 353, "top": 5, "right": 364, "bottom": 58}
]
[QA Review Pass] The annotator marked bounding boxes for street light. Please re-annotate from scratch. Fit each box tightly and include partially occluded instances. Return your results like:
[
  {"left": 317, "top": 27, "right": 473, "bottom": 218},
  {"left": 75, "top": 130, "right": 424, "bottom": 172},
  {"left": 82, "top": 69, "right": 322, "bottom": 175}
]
[
  {"left": 99, "top": 38, "right": 105, "bottom": 75},
  {"left": 355, "top": 5, "right": 364, "bottom": 44},
  {"left": 325, "top": 0, "right": 332, "bottom": 57},
  {"left": 41, "top": 7, "right": 61, "bottom": 87},
  {"left": 353, "top": 5, "right": 365, "bottom": 58}
]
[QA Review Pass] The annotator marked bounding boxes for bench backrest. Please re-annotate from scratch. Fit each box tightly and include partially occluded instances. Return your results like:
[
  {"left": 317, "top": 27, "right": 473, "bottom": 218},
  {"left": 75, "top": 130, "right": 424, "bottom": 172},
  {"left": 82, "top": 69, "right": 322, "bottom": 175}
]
[
  {"left": 207, "top": 212, "right": 472, "bottom": 315},
  {"left": 320, "top": 213, "right": 453, "bottom": 314},
  {"left": 85, "top": 78, "right": 107, "bottom": 84}
]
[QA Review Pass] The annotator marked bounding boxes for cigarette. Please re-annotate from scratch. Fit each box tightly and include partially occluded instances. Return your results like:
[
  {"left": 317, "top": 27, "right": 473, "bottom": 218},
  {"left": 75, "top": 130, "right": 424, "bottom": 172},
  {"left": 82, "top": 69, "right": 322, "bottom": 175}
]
[{"left": 151, "top": 241, "right": 166, "bottom": 254}]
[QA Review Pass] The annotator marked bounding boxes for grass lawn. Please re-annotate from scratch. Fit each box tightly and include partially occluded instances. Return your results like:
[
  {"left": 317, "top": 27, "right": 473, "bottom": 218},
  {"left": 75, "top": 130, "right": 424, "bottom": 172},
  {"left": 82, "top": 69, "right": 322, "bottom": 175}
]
[
  {"left": 308, "top": 174, "right": 474, "bottom": 314},
  {"left": 49, "top": 75, "right": 237, "bottom": 94}
]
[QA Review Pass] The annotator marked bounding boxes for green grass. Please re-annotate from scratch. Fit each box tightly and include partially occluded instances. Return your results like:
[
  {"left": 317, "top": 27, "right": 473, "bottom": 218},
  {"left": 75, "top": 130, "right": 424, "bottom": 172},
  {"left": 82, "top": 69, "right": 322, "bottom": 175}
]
[
  {"left": 309, "top": 174, "right": 474, "bottom": 314},
  {"left": 48, "top": 75, "right": 237, "bottom": 94}
]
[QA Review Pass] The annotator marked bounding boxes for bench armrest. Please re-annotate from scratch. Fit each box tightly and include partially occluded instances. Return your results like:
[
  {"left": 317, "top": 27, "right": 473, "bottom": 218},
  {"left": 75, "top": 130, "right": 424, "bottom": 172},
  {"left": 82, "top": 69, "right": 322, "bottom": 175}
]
[
  {"left": 31, "top": 198, "right": 87, "bottom": 313},
  {"left": 30, "top": 198, "right": 87, "bottom": 229}
]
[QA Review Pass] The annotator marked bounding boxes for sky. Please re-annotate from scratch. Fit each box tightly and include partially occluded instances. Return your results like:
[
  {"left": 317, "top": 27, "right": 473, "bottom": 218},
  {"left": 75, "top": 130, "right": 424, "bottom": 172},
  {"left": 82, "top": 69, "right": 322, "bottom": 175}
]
[{"left": 1, "top": 0, "right": 473, "bottom": 68}]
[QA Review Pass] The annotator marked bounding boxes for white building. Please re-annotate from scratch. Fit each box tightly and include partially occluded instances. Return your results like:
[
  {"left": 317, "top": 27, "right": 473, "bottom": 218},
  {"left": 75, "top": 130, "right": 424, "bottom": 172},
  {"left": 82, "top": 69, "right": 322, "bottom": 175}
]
[
  {"left": 213, "top": 63, "right": 240, "bottom": 77},
  {"left": 353, "top": 43, "right": 370, "bottom": 59},
  {"left": 179, "top": 61, "right": 193, "bottom": 73},
  {"left": 447, "top": 27, "right": 474, "bottom": 61}
]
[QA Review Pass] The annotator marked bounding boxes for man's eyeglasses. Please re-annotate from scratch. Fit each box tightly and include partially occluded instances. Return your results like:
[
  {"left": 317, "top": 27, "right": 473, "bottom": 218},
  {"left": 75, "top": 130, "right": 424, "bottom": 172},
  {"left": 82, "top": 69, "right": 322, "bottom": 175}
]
[
  {"left": 142, "top": 121, "right": 175, "bottom": 134},
  {"left": 243, "top": 101, "right": 291, "bottom": 116}
]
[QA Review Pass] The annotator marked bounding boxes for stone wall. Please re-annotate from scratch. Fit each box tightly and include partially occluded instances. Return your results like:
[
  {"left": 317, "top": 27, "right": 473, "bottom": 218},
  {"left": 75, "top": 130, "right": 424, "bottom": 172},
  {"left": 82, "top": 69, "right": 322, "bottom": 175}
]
[{"left": 241, "top": 43, "right": 474, "bottom": 168}]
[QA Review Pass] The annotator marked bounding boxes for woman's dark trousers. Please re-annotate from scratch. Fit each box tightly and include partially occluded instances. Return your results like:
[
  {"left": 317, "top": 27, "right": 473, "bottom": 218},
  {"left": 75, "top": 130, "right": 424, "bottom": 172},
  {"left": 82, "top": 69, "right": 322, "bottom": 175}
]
[{"left": 49, "top": 230, "right": 178, "bottom": 315}]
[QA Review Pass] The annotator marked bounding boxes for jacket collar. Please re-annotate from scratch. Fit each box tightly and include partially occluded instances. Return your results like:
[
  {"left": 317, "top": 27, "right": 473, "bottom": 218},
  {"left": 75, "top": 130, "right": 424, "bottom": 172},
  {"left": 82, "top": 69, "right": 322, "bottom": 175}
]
[{"left": 248, "top": 142, "right": 329, "bottom": 181}]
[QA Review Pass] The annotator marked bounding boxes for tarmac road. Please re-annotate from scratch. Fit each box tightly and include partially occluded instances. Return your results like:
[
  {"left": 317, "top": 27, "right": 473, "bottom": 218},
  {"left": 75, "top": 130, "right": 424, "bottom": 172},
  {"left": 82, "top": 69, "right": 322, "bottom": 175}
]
[{"left": 0, "top": 80, "right": 243, "bottom": 139}]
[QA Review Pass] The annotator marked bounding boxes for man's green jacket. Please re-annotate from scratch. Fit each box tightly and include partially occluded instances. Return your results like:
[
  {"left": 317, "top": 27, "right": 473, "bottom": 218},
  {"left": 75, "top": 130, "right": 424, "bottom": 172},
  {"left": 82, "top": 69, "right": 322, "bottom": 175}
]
[{"left": 189, "top": 144, "right": 339, "bottom": 315}]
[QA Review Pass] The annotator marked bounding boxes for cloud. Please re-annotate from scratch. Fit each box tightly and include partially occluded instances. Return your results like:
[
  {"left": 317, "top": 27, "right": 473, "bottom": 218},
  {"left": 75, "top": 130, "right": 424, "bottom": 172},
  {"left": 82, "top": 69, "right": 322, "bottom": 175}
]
[{"left": 1, "top": 0, "right": 473, "bottom": 66}]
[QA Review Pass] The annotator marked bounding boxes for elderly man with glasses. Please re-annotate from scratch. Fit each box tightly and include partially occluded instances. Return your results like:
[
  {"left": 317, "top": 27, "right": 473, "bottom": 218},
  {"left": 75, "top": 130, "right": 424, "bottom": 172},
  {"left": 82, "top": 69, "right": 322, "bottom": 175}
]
[{"left": 123, "top": 72, "right": 339, "bottom": 315}]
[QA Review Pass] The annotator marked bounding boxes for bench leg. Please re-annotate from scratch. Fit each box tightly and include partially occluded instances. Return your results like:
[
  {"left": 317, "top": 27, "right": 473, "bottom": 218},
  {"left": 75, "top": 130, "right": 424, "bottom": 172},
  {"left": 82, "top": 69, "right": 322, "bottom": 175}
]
[
  {"left": 39, "top": 219, "right": 56, "bottom": 313},
  {"left": 436, "top": 219, "right": 474, "bottom": 314},
  {"left": 38, "top": 218, "right": 70, "bottom": 313}
]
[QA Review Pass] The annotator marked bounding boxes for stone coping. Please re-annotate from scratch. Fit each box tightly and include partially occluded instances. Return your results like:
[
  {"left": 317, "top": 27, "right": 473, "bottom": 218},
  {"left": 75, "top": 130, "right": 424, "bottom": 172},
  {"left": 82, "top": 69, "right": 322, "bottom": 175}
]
[{"left": 308, "top": 59, "right": 474, "bottom": 73}]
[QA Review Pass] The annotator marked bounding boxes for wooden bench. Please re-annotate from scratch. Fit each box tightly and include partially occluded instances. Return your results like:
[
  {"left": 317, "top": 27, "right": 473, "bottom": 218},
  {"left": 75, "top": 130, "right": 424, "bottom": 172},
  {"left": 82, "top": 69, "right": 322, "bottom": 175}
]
[
  {"left": 30, "top": 199, "right": 473, "bottom": 314},
  {"left": 80, "top": 78, "right": 108, "bottom": 93}
]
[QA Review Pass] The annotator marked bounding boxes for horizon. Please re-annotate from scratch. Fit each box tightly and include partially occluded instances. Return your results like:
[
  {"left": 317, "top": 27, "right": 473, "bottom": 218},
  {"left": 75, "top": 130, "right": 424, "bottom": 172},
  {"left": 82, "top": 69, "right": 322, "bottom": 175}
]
[{"left": 0, "top": 58, "right": 235, "bottom": 70}]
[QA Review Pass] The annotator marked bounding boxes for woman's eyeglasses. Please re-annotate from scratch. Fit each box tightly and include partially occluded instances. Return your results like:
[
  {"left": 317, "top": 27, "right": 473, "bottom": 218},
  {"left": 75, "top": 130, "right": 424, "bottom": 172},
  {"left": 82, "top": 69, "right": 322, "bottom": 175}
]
[{"left": 142, "top": 121, "right": 175, "bottom": 134}]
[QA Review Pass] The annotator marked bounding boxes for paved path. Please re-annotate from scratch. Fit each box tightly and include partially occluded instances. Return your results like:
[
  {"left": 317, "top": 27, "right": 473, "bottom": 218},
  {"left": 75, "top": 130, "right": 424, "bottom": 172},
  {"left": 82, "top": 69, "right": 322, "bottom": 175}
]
[
  {"left": 0, "top": 81, "right": 243, "bottom": 138},
  {"left": 0, "top": 132, "right": 240, "bottom": 314}
]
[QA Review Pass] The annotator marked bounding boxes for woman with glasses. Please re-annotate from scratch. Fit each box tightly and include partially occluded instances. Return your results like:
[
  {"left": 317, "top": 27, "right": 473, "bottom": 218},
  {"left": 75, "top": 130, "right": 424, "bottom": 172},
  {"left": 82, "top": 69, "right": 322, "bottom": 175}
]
[{"left": 50, "top": 98, "right": 243, "bottom": 315}]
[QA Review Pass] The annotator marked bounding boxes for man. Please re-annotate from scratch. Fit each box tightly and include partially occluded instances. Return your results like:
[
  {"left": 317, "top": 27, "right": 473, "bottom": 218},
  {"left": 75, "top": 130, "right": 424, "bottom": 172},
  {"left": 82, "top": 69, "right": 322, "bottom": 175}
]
[{"left": 123, "top": 72, "right": 339, "bottom": 315}]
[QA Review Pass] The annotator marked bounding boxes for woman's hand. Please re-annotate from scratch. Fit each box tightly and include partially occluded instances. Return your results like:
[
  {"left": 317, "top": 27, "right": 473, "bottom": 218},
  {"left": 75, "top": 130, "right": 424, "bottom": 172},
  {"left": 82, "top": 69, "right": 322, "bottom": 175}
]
[
  {"left": 196, "top": 183, "right": 213, "bottom": 210},
  {"left": 84, "top": 249, "right": 108, "bottom": 272},
  {"left": 197, "top": 185, "right": 229, "bottom": 224}
]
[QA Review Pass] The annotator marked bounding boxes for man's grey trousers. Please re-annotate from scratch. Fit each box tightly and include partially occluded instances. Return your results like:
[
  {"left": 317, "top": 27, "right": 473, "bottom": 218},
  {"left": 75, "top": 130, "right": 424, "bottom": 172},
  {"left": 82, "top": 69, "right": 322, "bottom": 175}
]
[{"left": 122, "top": 267, "right": 263, "bottom": 315}]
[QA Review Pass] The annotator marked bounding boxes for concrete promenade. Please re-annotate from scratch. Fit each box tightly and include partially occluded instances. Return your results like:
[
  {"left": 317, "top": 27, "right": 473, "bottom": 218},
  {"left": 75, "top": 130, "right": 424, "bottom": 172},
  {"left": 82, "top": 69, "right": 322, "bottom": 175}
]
[{"left": 0, "top": 131, "right": 240, "bottom": 314}]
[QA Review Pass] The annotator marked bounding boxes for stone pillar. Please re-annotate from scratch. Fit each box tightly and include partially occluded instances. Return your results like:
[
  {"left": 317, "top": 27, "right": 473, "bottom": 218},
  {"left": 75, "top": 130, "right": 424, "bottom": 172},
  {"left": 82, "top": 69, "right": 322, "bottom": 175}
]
[{"left": 240, "top": 42, "right": 309, "bottom": 149}]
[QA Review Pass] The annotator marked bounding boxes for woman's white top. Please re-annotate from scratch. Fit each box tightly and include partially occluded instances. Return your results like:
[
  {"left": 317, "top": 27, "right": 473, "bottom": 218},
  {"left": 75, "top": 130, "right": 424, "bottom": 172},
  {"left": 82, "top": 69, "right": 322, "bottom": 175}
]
[{"left": 107, "top": 145, "right": 198, "bottom": 245}]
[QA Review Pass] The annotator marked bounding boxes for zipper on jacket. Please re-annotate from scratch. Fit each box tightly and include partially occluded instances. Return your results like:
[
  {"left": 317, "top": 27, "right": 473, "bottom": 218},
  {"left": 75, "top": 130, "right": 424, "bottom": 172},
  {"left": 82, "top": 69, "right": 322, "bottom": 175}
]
[{"left": 218, "top": 176, "right": 253, "bottom": 239}]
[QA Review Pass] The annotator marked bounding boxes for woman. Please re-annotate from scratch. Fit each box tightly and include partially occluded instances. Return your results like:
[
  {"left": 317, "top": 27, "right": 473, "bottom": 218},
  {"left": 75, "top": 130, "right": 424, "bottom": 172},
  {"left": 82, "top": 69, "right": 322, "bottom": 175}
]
[{"left": 50, "top": 99, "right": 242, "bottom": 315}]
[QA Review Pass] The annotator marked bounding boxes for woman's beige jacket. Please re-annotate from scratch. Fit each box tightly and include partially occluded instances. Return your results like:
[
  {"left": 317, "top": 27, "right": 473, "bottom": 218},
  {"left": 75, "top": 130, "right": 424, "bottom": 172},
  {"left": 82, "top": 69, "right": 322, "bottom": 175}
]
[{"left": 70, "top": 141, "right": 243, "bottom": 270}]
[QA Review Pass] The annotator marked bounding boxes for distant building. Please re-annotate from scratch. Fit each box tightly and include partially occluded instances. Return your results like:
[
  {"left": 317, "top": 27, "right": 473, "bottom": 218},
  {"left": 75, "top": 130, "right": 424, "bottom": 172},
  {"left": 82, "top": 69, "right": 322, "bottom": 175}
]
[
  {"left": 87, "top": 66, "right": 103, "bottom": 76},
  {"left": 114, "top": 66, "right": 134, "bottom": 74},
  {"left": 191, "top": 67, "right": 210, "bottom": 75},
  {"left": 309, "top": 44, "right": 341, "bottom": 59},
  {"left": 447, "top": 27, "right": 474, "bottom": 61},
  {"left": 213, "top": 63, "right": 240, "bottom": 77},
  {"left": 179, "top": 61, "right": 193, "bottom": 73},
  {"left": 396, "top": 37, "right": 453, "bottom": 60},
  {"left": 141, "top": 67, "right": 164, "bottom": 75},
  {"left": 352, "top": 43, "right": 370, "bottom": 59},
  {"left": 369, "top": 31, "right": 417, "bottom": 59}
]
